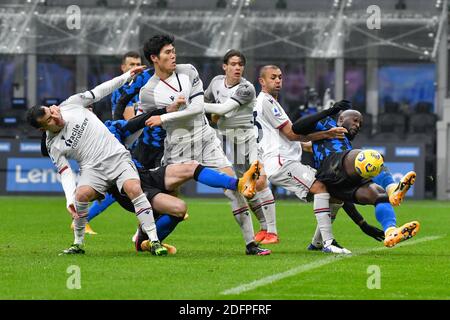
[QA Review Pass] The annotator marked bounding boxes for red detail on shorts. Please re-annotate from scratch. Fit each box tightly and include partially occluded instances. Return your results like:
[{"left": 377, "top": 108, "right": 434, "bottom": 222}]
[
  {"left": 293, "top": 175, "right": 308, "bottom": 189},
  {"left": 277, "top": 120, "right": 289, "bottom": 130},
  {"left": 59, "top": 166, "right": 68, "bottom": 174}
]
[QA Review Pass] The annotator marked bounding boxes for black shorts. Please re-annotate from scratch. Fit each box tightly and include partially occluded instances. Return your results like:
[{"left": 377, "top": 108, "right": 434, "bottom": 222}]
[
  {"left": 132, "top": 143, "right": 164, "bottom": 170},
  {"left": 107, "top": 165, "right": 168, "bottom": 214},
  {"left": 315, "top": 150, "right": 371, "bottom": 204},
  {"left": 139, "top": 166, "right": 169, "bottom": 201}
]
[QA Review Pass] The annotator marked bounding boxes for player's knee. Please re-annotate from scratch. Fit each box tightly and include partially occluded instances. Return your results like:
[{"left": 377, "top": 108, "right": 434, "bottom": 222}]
[
  {"left": 171, "top": 200, "right": 187, "bottom": 218},
  {"left": 256, "top": 176, "right": 267, "bottom": 192},
  {"left": 309, "top": 180, "right": 327, "bottom": 194},
  {"left": 75, "top": 186, "right": 95, "bottom": 202},
  {"left": 123, "top": 181, "right": 143, "bottom": 200}
]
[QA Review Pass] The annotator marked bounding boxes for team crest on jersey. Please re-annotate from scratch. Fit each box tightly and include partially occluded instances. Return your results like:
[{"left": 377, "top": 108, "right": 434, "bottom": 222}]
[
  {"left": 236, "top": 84, "right": 251, "bottom": 98},
  {"left": 192, "top": 76, "right": 200, "bottom": 86},
  {"left": 169, "top": 96, "right": 175, "bottom": 101}
]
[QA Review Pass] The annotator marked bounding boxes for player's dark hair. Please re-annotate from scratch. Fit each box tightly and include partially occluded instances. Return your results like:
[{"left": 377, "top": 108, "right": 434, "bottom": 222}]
[
  {"left": 143, "top": 34, "right": 175, "bottom": 65},
  {"left": 223, "top": 49, "right": 246, "bottom": 65},
  {"left": 26, "top": 105, "right": 46, "bottom": 129},
  {"left": 121, "top": 51, "right": 141, "bottom": 64}
]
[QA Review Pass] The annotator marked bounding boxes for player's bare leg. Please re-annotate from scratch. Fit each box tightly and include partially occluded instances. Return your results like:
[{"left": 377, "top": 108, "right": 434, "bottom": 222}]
[{"left": 163, "top": 162, "right": 259, "bottom": 199}]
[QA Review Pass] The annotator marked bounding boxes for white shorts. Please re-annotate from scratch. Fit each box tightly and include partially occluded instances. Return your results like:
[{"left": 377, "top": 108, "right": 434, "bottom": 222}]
[
  {"left": 268, "top": 160, "right": 317, "bottom": 201},
  {"left": 163, "top": 126, "right": 231, "bottom": 169},
  {"left": 223, "top": 129, "right": 258, "bottom": 176},
  {"left": 78, "top": 152, "right": 139, "bottom": 195}
]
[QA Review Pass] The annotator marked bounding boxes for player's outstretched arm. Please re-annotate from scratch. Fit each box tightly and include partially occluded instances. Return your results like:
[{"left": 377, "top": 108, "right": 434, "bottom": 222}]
[
  {"left": 113, "top": 70, "right": 150, "bottom": 120},
  {"left": 342, "top": 202, "right": 385, "bottom": 241},
  {"left": 61, "top": 66, "right": 145, "bottom": 108},
  {"left": 305, "top": 127, "right": 348, "bottom": 141},
  {"left": 204, "top": 99, "right": 240, "bottom": 116},
  {"left": 291, "top": 100, "right": 352, "bottom": 135}
]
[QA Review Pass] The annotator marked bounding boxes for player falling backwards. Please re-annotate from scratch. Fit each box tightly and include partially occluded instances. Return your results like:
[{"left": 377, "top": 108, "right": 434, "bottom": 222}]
[
  {"left": 79, "top": 53, "right": 158, "bottom": 235},
  {"left": 292, "top": 107, "right": 420, "bottom": 248},
  {"left": 204, "top": 50, "right": 279, "bottom": 245},
  {"left": 26, "top": 66, "right": 169, "bottom": 256},
  {"left": 40, "top": 106, "right": 260, "bottom": 255},
  {"left": 137, "top": 34, "right": 270, "bottom": 255},
  {"left": 72, "top": 51, "right": 145, "bottom": 235}
]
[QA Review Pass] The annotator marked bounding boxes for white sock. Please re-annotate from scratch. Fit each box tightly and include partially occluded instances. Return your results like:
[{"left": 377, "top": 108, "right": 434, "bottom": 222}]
[
  {"left": 132, "top": 194, "right": 158, "bottom": 242},
  {"left": 74, "top": 201, "right": 89, "bottom": 245},
  {"left": 313, "top": 193, "right": 333, "bottom": 246},
  {"left": 247, "top": 192, "right": 268, "bottom": 230},
  {"left": 225, "top": 189, "right": 255, "bottom": 245},
  {"left": 312, "top": 202, "right": 342, "bottom": 246},
  {"left": 258, "top": 187, "right": 277, "bottom": 234}
]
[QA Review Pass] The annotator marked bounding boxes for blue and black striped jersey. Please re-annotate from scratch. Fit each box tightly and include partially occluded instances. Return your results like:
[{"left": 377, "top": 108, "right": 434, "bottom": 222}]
[{"left": 312, "top": 116, "right": 353, "bottom": 169}]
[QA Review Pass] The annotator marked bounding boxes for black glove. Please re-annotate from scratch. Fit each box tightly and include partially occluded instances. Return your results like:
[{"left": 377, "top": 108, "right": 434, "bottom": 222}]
[
  {"left": 330, "top": 100, "right": 352, "bottom": 115},
  {"left": 359, "top": 221, "right": 385, "bottom": 242}
]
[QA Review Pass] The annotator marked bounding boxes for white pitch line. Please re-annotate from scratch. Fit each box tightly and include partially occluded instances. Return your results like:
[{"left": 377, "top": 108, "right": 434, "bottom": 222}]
[{"left": 220, "top": 235, "right": 444, "bottom": 295}]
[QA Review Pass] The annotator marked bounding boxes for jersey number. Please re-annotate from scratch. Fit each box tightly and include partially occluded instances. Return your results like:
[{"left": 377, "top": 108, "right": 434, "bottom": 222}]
[{"left": 252, "top": 110, "right": 263, "bottom": 143}]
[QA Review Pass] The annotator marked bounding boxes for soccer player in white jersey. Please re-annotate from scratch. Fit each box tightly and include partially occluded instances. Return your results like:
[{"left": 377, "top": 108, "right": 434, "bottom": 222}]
[
  {"left": 25, "top": 66, "right": 168, "bottom": 256},
  {"left": 254, "top": 65, "right": 351, "bottom": 254},
  {"left": 203, "top": 50, "right": 279, "bottom": 245},
  {"left": 140, "top": 34, "right": 270, "bottom": 255}
]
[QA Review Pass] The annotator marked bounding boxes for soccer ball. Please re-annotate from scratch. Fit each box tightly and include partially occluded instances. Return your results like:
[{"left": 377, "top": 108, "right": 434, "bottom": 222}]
[{"left": 354, "top": 149, "right": 384, "bottom": 179}]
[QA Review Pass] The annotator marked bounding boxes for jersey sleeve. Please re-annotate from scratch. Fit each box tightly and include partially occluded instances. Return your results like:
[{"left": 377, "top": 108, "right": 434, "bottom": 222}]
[
  {"left": 187, "top": 64, "right": 204, "bottom": 101},
  {"left": 263, "top": 98, "right": 290, "bottom": 129},
  {"left": 48, "top": 143, "right": 76, "bottom": 208},
  {"left": 60, "top": 71, "right": 132, "bottom": 108},
  {"left": 231, "top": 83, "right": 256, "bottom": 106},
  {"left": 204, "top": 80, "right": 215, "bottom": 103}
]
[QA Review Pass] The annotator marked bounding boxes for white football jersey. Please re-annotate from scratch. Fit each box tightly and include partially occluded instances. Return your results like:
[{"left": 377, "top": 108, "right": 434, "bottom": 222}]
[
  {"left": 47, "top": 97, "right": 129, "bottom": 174},
  {"left": 254, "top": 92, "right": 302, "bottom": 178},
  {"left": 204, "top": 75, "right": 255, "bottom": 132},
  {"left": 139, "top": 64, "right": 209, "bottom": 143}
]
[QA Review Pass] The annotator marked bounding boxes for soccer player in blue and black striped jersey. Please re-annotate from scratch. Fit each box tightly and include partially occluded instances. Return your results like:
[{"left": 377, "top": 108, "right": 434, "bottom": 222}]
[{"left": 292, "top": 106, "right": 419, "bottom": 248}]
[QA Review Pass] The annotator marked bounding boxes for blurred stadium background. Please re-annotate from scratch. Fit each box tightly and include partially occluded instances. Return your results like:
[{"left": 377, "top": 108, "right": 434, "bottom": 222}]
[{"left": 0, "top": 0, "right": 449, "bottom": 201}]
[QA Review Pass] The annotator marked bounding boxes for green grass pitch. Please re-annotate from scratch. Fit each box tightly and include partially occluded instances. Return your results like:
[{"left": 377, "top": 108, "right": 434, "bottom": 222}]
[{"left": 0, "top": 196, "right": 449, "bottom": 300}]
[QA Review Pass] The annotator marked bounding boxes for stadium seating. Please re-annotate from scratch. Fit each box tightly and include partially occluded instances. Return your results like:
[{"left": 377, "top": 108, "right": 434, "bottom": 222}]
[{"left": 377, "top": 102, "right": 407, "bottom": 137}]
